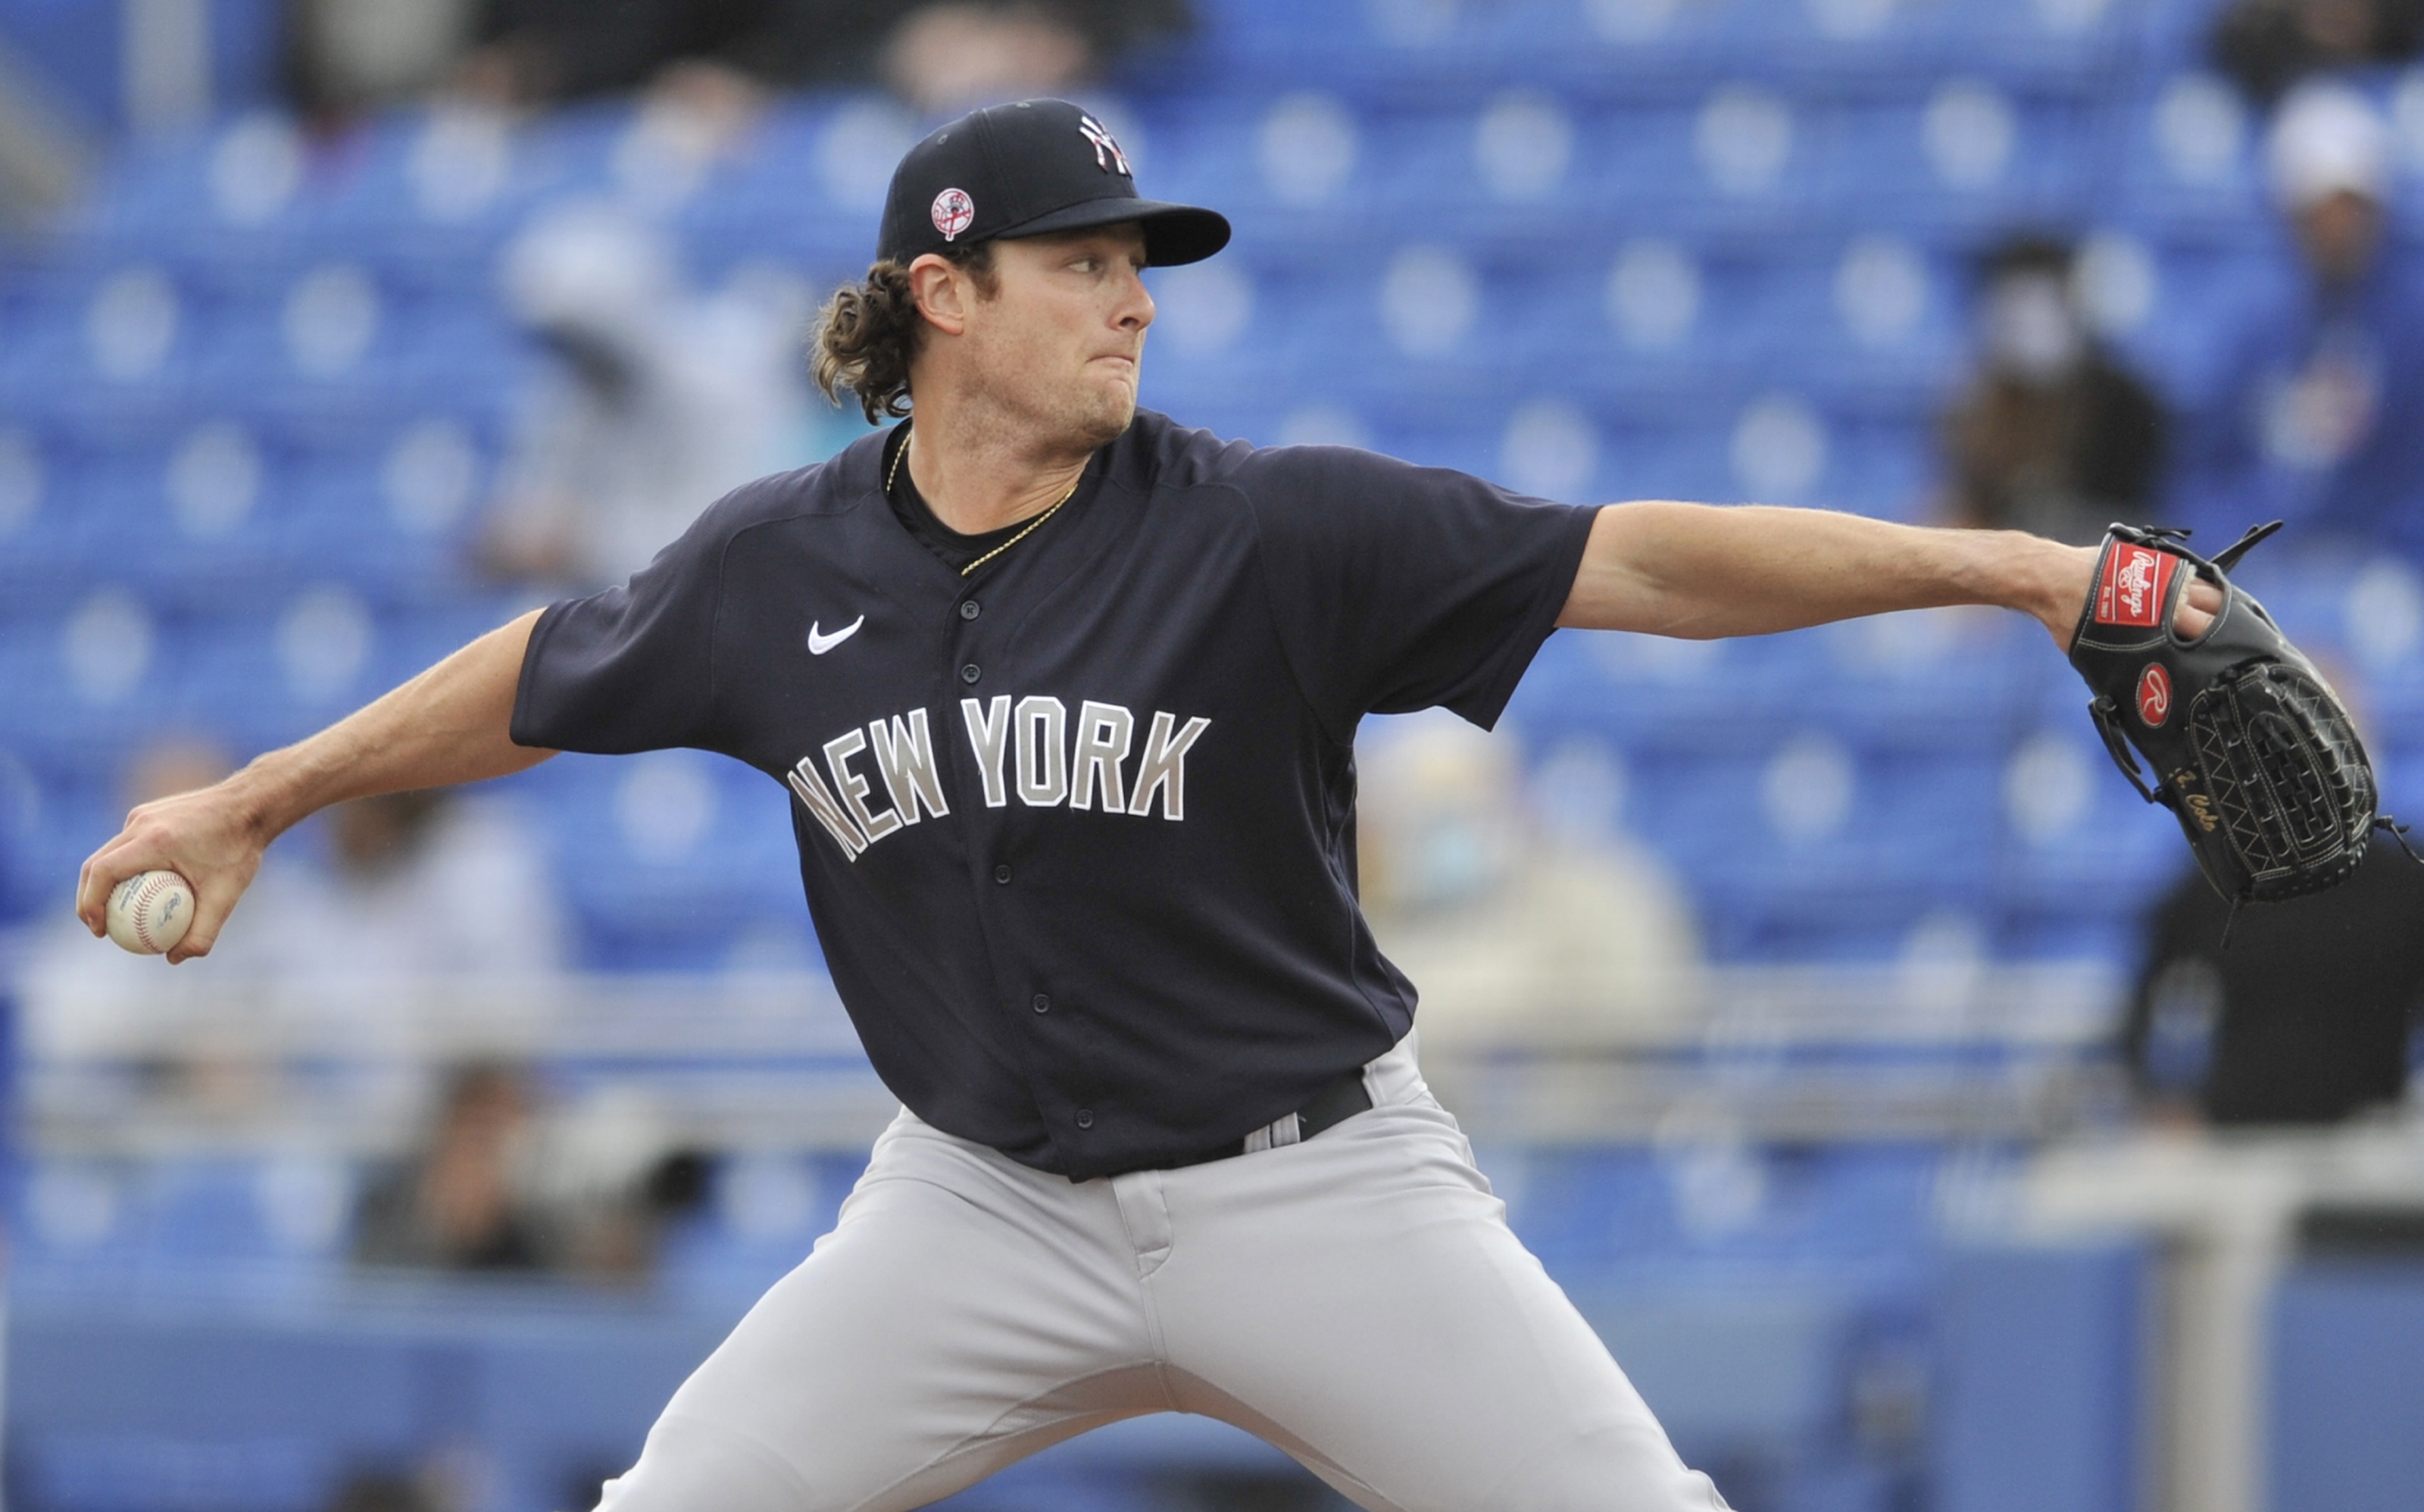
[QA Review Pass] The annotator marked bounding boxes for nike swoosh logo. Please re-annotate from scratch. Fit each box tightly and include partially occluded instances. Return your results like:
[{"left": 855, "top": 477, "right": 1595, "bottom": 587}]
[{"left": 807, "top": 616, "right": 865, "bottom": 655}]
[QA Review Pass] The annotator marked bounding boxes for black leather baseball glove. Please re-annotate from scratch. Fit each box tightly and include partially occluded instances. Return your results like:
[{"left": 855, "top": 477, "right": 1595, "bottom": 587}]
[{"left": 2069, "top": 522, "right": 2404, "bottom": 922}]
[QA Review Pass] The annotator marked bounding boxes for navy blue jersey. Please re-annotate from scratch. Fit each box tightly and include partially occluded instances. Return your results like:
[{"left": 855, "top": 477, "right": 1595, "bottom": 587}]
[{"left": 513, "top": 411, "right": 1596, "bottom": 1178}]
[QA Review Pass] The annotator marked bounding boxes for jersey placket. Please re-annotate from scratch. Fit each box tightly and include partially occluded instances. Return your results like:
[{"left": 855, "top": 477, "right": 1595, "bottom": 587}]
[{"left": 944, "top": 551, "right": 1114, "bottom": 1172}]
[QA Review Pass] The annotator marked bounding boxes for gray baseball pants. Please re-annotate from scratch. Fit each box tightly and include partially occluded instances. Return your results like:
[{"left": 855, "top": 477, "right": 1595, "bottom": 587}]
[{"left": 595, "top": 1036, "right": 1729, "bottom": 1512}]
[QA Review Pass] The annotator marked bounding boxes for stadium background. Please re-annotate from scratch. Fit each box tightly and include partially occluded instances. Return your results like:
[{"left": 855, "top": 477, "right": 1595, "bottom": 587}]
[{"left": 2, "top": 1, "right": 2423, "bottom": 1510}]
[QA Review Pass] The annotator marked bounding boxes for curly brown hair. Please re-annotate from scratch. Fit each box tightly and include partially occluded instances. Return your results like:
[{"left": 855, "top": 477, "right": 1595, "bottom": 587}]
[{"left": 811, "top": 244, "right": 998, "bottom": 423}]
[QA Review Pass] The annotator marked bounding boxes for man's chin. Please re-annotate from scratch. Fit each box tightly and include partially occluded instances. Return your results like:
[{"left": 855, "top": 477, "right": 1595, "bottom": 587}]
[{"left": 1074, "top": 389, "right": 1138, "bottom": 448}]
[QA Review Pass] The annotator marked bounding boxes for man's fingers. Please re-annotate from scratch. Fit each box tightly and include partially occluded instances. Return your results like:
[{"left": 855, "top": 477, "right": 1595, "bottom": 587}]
[
  {"left": 76, "top": 821, "right": 164, "bottom": 933},
  {"left": 75, "top": 854, "right": 103, "bottom": 934},
  {"left": 165, "top": 873, "right": 249, "bottom": 964},
  {"left": 75, "top": 836, "right": 141, "bottom": 935},
  {"left": 2173, "top": 578, "right": 2224, "bottom": 640}
]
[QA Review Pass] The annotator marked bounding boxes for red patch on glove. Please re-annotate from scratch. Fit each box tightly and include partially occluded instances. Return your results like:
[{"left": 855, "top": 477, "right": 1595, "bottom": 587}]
[{"left": 2095, "top": 545, "right": 2179, "bottom": 629}]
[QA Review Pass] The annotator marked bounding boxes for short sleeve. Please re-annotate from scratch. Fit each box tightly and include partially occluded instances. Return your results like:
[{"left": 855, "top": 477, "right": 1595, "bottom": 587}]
[
  {"left": 1236, "top": 446, "right": 1597, "bottom": 739},
  {"left": 510, "top": 499, "right": 733, "bottom": 755}
]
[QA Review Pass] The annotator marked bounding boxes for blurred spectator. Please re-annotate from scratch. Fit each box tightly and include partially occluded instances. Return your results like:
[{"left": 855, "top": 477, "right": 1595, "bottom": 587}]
[
  {"left": 861, "top": 2, "right": 1180, "bottom": 115},
  {"left": 1937, "top": 236, "right": 2167, "bottom": 546},
  {"left": 354, "top": 1064, "right": 709, "bottom": 1277},
  {"left": 355, "top": 1062, "right": 548, "bottom": 1270},
  {"left": 1355, "top": 716, "right": 1703, "bottom": 1062},
  {"left": 2124, "top": 651, "right": 2424, "bottom": 1124},
  {"left": 2186, "top": 83, "right": 2424, "bottom": 561},
  {"left": 2125, "top": 833, "right": 2424, "bottom": 1124},
  {"left": 2211, "top": 0, "right": 2424, "bottom": 106},
  {"left": 284, "top": 0, "right": 478, "bottom": 124},
  {"left": 259, "top": 786, "right": 568, "bottom": 984},
  {"left": 323, "top": 1468, "right": 451, "bottom": 1512},
  {"left": 451, "top": 1, "right": 1189, "bottom": 114},
  {"left": 478, "top": 203, "right": 815, "bottom": 592}
]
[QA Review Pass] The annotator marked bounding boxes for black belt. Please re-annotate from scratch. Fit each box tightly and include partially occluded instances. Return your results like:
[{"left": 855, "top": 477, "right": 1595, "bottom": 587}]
[{"left": 1160, "top": 1070, "right": 1374, "bottom": 1170}]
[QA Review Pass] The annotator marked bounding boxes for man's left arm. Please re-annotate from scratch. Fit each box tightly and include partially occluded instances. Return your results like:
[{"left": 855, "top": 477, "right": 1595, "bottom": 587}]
[{"left": 1557, "top": 502, "right": 2216, "bottom": 645}]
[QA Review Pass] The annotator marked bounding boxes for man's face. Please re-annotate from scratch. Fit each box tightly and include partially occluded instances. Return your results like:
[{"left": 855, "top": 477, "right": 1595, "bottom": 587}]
[
  {"left": 959, "top": 223, "right": 1154, "bottom": 451},
  {"left": 2296, "top": 189, "right": 2384, "bottom": 287}
]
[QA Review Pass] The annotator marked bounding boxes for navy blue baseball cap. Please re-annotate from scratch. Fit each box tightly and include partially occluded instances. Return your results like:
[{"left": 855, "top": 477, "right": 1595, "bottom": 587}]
[{"left": 877, "top": 99, "right": 1231, "bottom": 268}]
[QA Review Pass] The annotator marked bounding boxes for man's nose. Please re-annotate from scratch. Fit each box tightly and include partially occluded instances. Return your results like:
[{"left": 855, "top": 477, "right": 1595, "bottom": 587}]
[{"left": 1120, "top": 270, "right": 1155, "bottom": 331}]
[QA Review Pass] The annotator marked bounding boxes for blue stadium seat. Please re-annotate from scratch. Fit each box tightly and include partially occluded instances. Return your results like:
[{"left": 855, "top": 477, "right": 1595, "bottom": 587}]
[
  {"left": 1992, "top": 708, "right": 2191, "bottom": 953},
  {"left": 1838, "top": 89, "right": 2091, "bottom": 230},
  {"left": 130, "top": 1157, "right": 348, "bottom": 1288},
  {"left": 2099, "top": 76, "right": 2267, "bottom": 236},
  {"left": 0, "top": 265, "right": 215, "bottom": 426},
  {"left": 2, "top": 588, "right": 192, "bottom": 767},
  {"left": 10, "top": 1159, "right": 148, "bottom": 1287},
  {"left": 0, "top": 422, "right": 108, "bottom": 608},
  {"left": 303, "top": 108, "right": 545, "bottom": 262},
  {"left": 281, "top": 435, "right": 487, "bottom": 603},
  {"left": 1917, "top": 0, "right": 2134, "bottom": 87},
  {"left": 673, "top": 95, "right": 918, "bottom": 276},
  {"left": 172, "top": 589, "right": 434, "bottom": 756},
  {"left": 529, "top": 751, "right": 813, "bottom": 971},
  {"left": 2086, "top": 233, "right": 2283, "bottom": 414}
]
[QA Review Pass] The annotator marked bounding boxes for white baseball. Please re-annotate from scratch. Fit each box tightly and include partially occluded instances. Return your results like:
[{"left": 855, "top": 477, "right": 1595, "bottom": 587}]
[{"left": 107, "top": 870, "right": 195, "bottom": 955}]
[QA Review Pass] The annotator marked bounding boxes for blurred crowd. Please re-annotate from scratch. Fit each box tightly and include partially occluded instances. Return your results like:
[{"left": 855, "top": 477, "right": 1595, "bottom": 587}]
[
  {"left": 280, "top": 0, "right": 1191, "bottom": 125},
  {"left": 1936, "top": 75, "right": 2424, "bottom": 567}
]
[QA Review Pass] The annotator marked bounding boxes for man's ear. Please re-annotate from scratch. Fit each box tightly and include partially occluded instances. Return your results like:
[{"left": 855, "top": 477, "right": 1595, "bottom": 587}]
[{"left": 907, "top": 255, "right": 970, "bottom": 338}]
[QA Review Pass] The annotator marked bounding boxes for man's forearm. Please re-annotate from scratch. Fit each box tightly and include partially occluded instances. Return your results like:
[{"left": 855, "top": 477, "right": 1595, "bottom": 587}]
[
  {"left": 229, "top": 610, "right": 557, "bottom": 842},
  {"left": 78, "top": 610, "right": 559, "bottom": 957},
  {"left": 1558, "top": 502, "right": 2095, "bottom": 643}
]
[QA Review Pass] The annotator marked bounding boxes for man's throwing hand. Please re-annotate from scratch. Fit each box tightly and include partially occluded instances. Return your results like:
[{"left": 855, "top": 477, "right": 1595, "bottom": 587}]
[{"left": 77, "top": 777, "right": 267, "bottom": 964}]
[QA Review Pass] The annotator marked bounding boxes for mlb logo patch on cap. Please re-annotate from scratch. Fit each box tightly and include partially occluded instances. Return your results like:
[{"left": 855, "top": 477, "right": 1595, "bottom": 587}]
[{"left": 931, "top": 188, "right": 975, "bottom": 242}]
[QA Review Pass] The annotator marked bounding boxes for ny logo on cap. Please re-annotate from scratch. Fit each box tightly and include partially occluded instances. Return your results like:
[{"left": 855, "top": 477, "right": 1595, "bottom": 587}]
[{"left": 1078, "top": 115, "right": 1131, "bottom": 177}]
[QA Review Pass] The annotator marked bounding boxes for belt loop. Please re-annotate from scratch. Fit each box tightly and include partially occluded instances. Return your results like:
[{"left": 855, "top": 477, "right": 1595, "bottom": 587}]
[{"left": 1242, "top": 1111, "right": 1302, "bottom": 1153}]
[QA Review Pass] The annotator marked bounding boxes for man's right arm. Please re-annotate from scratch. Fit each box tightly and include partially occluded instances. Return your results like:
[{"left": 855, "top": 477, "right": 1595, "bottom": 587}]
[{"left": 75, "top": 611, "right": 559, "bottom": 963}]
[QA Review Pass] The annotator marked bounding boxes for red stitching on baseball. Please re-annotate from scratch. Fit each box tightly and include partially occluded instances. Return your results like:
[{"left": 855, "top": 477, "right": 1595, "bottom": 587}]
[{"left": 132, "top": 873, "right": 169, "bottom": 951}]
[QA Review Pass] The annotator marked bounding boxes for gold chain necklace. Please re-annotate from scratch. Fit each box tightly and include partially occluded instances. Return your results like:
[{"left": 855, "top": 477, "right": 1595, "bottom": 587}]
[{"left": 889, "top": 432, "right": 1081, "bottom": 578}]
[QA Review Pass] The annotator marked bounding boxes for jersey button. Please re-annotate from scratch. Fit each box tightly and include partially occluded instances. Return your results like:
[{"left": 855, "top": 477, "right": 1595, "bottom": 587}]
[
  {"left": 959, "top": 601, "right": 981, "bottom": 620},
  {"left": 1074, "top": 1109, "right": 1095, "bottom": 1129},
  {"left": 1031, "top": 994, "right": 1050, "bottom": 1014},
  {"left": 994, "top": 864, "right": 1012, "bottom": 884},
  {"left": 961, "top": 663, "right": 981, "bottom": 683}
]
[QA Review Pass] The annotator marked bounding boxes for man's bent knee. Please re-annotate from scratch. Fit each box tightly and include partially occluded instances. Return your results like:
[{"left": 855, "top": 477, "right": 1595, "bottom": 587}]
[{"left": 595, "top": 1413, "right": 813, "bottom": 1512}]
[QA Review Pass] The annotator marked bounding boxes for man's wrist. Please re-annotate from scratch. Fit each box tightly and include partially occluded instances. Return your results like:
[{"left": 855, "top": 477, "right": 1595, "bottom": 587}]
[
  {"left": 220, "top": 750, "right": 317, "bottom": 846},
  {"left": 2003, "top": 532, "right": 2095, "bottom": 645}
]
